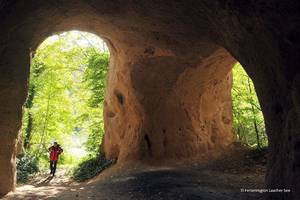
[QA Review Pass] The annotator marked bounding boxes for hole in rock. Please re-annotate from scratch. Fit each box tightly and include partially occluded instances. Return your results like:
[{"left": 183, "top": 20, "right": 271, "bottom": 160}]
[
  {"left": 107, "top": 111, "right": 116, "bottom": 118},
  {"left": 144, "top": 134, "right": 152, "bottom": 151},
  {"left": 19, "top": 30, "right": 111, "bottom": 183},
  {"left": 232, "top": 62, "right": 268, "bottom": 149},
  {"left": 114, "top": 90, "right": 125, "bottom": 105}
]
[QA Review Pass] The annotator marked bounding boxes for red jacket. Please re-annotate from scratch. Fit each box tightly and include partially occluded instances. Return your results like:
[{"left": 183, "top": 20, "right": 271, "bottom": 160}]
[{"left": 49, "top": 145, "right": 63, "bottom": 161}]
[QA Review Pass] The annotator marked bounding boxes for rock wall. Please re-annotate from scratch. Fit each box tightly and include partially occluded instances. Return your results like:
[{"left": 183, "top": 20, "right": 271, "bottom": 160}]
[
  {"left": 103, "top": 46, "right": 235, "bottom": 162},
  {"left": 0, "top": 0, "right": 300, "bottom": 199},
  {"left": 0, "top": 43, "right": 29, "bottom": 196}
]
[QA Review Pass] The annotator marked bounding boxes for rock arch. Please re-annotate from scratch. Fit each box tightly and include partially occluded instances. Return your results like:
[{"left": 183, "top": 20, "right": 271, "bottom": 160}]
[{"left": 0, "top": 1, "right": 300, "bottom": 199}]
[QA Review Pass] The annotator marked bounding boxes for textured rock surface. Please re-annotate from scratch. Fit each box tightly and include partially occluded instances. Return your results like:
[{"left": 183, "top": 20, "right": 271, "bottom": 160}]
[
  {"left": 0, "top": 1, "right": 300, "bottom": 199},
  {"left": 103, "top": 45, "right": 235, "bottom": 162}
]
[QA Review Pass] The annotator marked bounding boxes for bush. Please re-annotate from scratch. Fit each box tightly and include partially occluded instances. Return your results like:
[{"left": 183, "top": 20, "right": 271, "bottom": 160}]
[
  {"left": 72, "top": 153, "right": 116, "bottom": 182},
  {"left": 16, "top": 153, "right": 39, "bottom": 183}
]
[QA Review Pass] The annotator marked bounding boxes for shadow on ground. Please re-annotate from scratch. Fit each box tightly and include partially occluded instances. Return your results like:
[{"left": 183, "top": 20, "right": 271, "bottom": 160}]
[{"left": 4, "top": 146, "right": 267, "bottom": 200}]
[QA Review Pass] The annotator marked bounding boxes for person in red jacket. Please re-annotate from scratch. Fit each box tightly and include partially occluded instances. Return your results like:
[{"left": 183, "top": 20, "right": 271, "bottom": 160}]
[{"left": 48, "top": 141, "right": 63, "bottom": 176}]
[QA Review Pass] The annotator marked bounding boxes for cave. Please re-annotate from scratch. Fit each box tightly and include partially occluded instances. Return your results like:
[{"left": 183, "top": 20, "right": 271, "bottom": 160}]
[{"left": 0, "top": 1, "right": 300, "bottom": 199}]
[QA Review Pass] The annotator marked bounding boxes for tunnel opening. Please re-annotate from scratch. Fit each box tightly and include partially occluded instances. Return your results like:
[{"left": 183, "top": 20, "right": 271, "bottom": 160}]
[
  {"left": 17, "top": 30, "right": 113, "bottom": 183},
  {"left": 231, "top": 62, "right": 268, "bottom": 149},
  {"left": 1, "top": 1, "right": 298, "bottom": 199}
]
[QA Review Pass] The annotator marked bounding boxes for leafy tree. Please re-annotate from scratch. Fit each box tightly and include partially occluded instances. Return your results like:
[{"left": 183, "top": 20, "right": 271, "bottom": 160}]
[
  {"left": 21, "top": 31, "right": 109, "bottom": 170},
  {"left": 231, "top": 63, "right": 268, "bottom": 148},
  {"left": 82, "top": 52, "right": 109, "bottom": 154}
]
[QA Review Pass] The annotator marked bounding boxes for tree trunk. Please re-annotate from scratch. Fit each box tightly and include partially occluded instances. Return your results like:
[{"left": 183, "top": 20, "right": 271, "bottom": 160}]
[
  {"left": 23, "top": 111, "right": 33, "bottom": 149},
  {"left": 247, "top": 77, "right": 261, "bottom": 150}
]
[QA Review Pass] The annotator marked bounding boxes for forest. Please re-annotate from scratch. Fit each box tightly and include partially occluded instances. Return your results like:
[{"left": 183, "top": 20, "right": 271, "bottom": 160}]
[
  {"left": 17, "top": 31, "right": 267, "bottom": 183},
  {"left": 18, "top": 31, "right": 112, "bottom": 182},
  {"left": 231, "top": 63, "right": 268, "bottom": 148}
]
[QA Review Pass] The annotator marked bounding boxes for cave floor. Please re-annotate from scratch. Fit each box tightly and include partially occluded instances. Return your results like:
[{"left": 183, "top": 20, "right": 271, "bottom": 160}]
[{"left": 4, "top": 146, "right": 267, "bottom": 200}]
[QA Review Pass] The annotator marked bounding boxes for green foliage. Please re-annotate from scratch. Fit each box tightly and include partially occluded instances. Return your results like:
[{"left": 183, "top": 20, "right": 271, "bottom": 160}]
[
  {"left": 84, "top": 53, "right": 109, "bottom": 107},
  {"left": 26, "top": 37, "right": 79, "bottom": 157},
  {"left": 231, "top": 63, "right": 268, "bottom": 148},
  {"left": 81, "top": 52, "right": 109, "bottom": 153},
  {"left": 72, "top": 153, "right": 116, "bottom": 182},
  {"left": 21, "top": 31, "right": 109, "bottom": 171},
  {"left": 16, "top": 153, "right": 39, "bottom": 183}
]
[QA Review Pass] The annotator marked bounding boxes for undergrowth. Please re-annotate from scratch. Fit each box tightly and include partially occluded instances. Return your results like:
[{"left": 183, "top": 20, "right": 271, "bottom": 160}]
[{"left": 72, "top": 153, "right": 116, "bottom": 182}]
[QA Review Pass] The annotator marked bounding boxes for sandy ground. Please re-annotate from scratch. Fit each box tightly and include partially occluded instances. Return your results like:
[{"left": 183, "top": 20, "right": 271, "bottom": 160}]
[{"left": 3, "top": 146, "right": 267, "bottom": 200}]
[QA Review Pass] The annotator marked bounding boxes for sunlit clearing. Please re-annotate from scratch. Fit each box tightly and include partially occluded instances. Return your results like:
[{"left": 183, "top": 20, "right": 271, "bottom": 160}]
[{"left": 68, "top": 133, "right": 88, "bottom": 159}]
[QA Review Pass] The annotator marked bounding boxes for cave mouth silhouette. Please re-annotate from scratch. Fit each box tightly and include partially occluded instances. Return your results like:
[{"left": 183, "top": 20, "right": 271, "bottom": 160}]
[
  {"left": 20, "top": 30, "right": 110, "bottom": 168},
  {"left": 0, "top": 1, "right": 299, "bottom": 200},
  {"left": 231, "top": 62, "right": 268, "bottom": 149}
]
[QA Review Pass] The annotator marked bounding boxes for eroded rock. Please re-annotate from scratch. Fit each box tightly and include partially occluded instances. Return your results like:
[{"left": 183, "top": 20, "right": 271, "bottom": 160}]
[{"left": 0, "top": 1, "right": 300, "bottom": 199}]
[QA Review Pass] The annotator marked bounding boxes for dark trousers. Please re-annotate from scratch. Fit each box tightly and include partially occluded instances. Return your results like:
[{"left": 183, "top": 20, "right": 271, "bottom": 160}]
[{"left": 50, "top": 160, "right": 57, "bottom": 175}]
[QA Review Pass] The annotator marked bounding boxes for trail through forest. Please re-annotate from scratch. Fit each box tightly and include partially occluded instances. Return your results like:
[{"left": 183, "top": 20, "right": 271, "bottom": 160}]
[{"left": 4, "top": 146, "right": 267, "bottom": 200}]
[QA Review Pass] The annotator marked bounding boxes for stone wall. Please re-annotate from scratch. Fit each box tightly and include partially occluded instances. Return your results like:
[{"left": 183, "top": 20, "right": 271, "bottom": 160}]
[
  {"left": 103, "top": 46, "right": 235, "bottom": 162},
  {"left": 0, "top": 1, "right": 300, "bottom": 199}
]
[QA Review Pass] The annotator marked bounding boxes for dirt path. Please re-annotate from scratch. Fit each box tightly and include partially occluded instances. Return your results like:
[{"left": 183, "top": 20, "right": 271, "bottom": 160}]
[
  {"left": 3, "top": 147, "right": 267, "bottom": 200},
  {"left": 4, "top": 169, "right": 75, "bottom": 200}
]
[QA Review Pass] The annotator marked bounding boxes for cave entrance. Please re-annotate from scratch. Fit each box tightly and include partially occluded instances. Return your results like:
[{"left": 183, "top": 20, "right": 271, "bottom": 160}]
[
  {"left": 18, "top": 30, "right": 110, "bottom": 182},
  {"left": 231, "top": 62, "right": 268, "bottom": 149}
]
